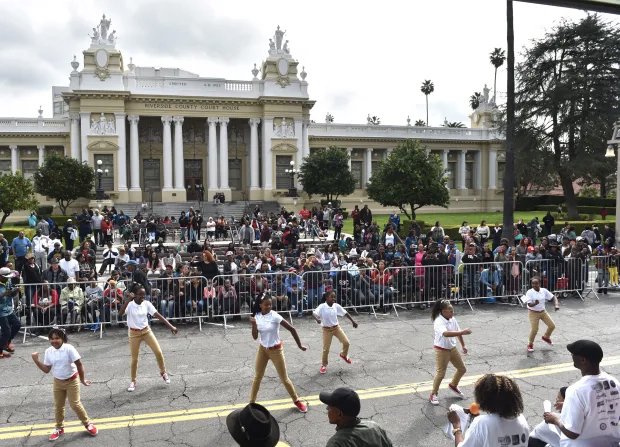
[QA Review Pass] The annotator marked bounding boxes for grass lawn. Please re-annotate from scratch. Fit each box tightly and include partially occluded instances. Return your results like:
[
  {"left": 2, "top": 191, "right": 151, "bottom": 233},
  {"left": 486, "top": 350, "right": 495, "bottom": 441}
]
[{"left": 342, "top": 211, "right": 615, "bottom": 234}]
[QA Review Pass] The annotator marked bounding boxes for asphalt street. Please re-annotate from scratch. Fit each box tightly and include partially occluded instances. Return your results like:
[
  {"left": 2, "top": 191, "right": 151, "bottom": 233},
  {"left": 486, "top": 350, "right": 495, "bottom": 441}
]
[{"left": 1, "top": 294, "right": 620, "bottom": 447}]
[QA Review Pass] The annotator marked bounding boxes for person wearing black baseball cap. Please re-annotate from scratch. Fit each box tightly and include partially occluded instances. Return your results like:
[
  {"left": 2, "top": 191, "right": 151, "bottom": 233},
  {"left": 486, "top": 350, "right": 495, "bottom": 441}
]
[
  {"left": 319, "top": 387, "right": 392, "bottom": 446},
  {"left": 543, "top": 340, "right": 620, "bottom": 445}
]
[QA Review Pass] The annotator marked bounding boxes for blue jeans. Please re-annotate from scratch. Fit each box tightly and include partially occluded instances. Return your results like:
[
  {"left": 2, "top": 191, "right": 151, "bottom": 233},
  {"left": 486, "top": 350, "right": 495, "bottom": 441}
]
[
  {"left": 287, "top": 290, "right": 305, "bottom": 312},
  {"left": 160, "top": 299, "right": 175, "bottom": 319},
  {"left": 306, "top": 287, "right": 324, "bottom": 311}
]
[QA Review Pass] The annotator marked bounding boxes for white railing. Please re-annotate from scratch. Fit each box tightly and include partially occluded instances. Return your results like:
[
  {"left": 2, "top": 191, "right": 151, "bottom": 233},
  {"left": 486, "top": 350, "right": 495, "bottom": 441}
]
[
  {"left": 308, "top": 123, "right": 503, "bottom": 141},
  {"left": 224, "top": 81, "right": 253, "bottom": 92},
  {"left": 0, "top": 118, "right": 70, "bottom": 133}
]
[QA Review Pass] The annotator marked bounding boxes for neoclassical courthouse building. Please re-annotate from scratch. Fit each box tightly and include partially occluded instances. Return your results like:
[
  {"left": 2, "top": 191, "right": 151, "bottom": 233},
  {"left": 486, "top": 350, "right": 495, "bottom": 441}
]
[{"left": 0, "top": 17, "right": 505, "bottom": 213}]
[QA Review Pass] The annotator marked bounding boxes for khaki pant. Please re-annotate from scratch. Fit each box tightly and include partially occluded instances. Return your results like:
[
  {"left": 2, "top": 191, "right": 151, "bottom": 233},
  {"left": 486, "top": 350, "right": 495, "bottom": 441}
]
[
  {"left": 432, "top": 347, "right": 466, "bottom": 395},
  {"left": 528, "top": 310, "right": 555, "bottom": 345},
  {"left": 250, "top": 345, "right": 299, "bottom": 403},
  {"left": 53, "top": 376, "right": 90, "bottom": 429},
  {"left": 128, "top": 327, "right": 166, "bottom": 382},
  {"left": 321, "top": 325, "right": 350, "bottom": 366}
]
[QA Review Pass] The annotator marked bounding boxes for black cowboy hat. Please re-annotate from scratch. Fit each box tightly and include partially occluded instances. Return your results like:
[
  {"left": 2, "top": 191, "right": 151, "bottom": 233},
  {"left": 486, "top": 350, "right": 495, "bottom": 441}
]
[{"left": 226, "top": 403, "right": 280, "bottom": 447}]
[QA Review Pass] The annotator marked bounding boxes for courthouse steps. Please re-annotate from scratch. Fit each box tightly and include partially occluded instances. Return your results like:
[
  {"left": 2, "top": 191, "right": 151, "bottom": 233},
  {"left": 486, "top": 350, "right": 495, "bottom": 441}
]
[{"left": 112, "top": 200, "right": 281, "bottom": 221}]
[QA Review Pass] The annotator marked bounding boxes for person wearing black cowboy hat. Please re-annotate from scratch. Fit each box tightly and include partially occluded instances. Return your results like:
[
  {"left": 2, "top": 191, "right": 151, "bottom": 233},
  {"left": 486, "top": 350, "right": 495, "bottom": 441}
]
[{"left": 226, "top": 403, "right": 288, "bottom": 447}]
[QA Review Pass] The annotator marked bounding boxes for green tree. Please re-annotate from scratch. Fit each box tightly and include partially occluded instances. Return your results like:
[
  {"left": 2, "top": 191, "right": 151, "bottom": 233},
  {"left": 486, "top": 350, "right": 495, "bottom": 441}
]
[
  {"left": 33, "top": 155, "right": 95, "bottom": 215},
  {"left": 298, "top": 147, "right": 355, "bottom": 202},
  {"left": 414, "top": 119, "right": 426, "bottom": 127},
  {"left": 443, "top": 121, "right": 465, "bottom": 128},
  {"left": 516, "top": 14, "right": 620, "bottom": 218},
  {"left": 367, "top": 139, "right": 449, "bottom": 220},
  {"left": 489, "top": 48, "right": 506, "bottom": 104},
  {"left": 0, "top": 173, "right": 38, "bottom": 227},
  {"left": 420, "top": 80, "right": 434, "bottom": 127},
  {"left": 469, "top": 92, "right": 482, "bottom": 110},
  {"left": 367, "top": 115, "right": 381, "bottom": 125}
]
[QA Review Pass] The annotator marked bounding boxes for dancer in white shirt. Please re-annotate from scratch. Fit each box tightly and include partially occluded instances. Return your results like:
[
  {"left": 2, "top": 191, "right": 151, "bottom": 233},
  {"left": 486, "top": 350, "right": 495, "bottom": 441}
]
[
  {"left": 312, "top": 290, "right": 358, "bottom": 375},
  {"left": 31, "top": 328, "right": 98, "bottom": 441},
  {"left": 429, "top": 299, "right": 471, "bottom": 406},
  {"left": 119, "top": 285, "right": 178, "bottom": 392},
  {"left": 524, "top": 277, "right": 559, "bottom": 353},
  {"left": 249, "top": 293, "right": 309, "bottom": 413}
]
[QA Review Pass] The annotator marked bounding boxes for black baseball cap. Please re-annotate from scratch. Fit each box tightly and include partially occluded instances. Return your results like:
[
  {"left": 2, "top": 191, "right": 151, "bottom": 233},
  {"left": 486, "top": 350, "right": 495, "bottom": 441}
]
[
  {"left": 567, "top": 340, "right": 604, "bottom": 364},
  {"left": 319, "top": 387, "right": 361, "bottom": 417}
]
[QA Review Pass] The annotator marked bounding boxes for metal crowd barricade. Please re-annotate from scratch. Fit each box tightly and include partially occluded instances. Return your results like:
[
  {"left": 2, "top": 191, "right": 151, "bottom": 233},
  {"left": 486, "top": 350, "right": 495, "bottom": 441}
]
[
  {"left": 387, "top": 264, "right": 455, "bottom": 315},
  {"left": 456, "top": 260, "right": 527, "bottom": 308},
  {"left": 210, "top": 271, "right": 295, "bottom": 328},
  {"left": 588, "top": 255, "right": 619, "bottom": 299},
  {"left": 326, "top": 267, "right": 379, "bottom": 316},
  {"left": 18, "top": 278, "right": 112, "bottom": 342},
  {"left": 525, "top": 258, "right": 586, "bottom": 301}
]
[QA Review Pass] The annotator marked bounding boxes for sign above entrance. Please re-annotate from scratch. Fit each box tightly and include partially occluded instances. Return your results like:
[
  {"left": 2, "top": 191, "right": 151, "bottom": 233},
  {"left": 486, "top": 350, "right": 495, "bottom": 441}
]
[{"left": 136, "top": 102, "right": 254, "bottom": 113}]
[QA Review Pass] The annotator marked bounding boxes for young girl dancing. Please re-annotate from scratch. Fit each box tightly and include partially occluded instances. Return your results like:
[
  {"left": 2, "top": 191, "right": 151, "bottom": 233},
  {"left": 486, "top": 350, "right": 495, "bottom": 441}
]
[
  {"left": 31, "top": 328, "right": 98, "bottom": 441},
  {"left": 429, "top": 299, "right": 471, "bottom": 406},
  {"left": 249, "top": 293, "right": 309, "bottom": 413},
  {"left": 312, "top": 290, "right": 358, "bottom": 374}
]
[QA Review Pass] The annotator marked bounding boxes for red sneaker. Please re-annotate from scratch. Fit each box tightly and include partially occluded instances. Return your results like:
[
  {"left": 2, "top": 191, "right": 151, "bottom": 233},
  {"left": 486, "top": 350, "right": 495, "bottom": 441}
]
[
  {"left": 542, "top": 336, "right": 553, "bottom": 346},
  {"left": 448, "top": 383, "right": 464, "bottom": 398},
  {"left": 294, "top": 400, "right": 308, "bottom": 413},
  {"left": 319, "top": 365, "right": 327, "bottom": 374},
  {"left": 49, "top": 427, "right": 64, "bottom": 441},
  {"left": 85, "top": 423, "right": 98, "bottom": 437},
  {"left": 527, "top": 344, "right": 534, "bottom": 353},
  {"left": 339, "top": 353, "right": 353, "bottom": 364}
]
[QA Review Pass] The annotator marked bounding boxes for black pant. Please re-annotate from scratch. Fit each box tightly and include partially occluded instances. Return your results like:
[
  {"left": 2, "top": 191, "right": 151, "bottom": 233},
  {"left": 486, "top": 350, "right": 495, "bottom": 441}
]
[
  {"left": 93, "top": 229, "right": 102, "bottom": 246},
  {"left": 0, "top": 313, "right": 20, "bottom": 351}
]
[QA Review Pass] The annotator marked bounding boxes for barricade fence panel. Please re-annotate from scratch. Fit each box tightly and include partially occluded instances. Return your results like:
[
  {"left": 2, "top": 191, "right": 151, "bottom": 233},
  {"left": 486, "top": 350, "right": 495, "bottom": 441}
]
[
  {"left": 589, "top": 255, "right": 619, "bottom": 298},
  {"left": 524, "top": 258, "right": 586, "bottom": 299},
  {"left": 456, "top": 260, "right": 526, "bottom": 303},
  {"left": 386, "top": 264, "right": 455, "bottom": 307}
]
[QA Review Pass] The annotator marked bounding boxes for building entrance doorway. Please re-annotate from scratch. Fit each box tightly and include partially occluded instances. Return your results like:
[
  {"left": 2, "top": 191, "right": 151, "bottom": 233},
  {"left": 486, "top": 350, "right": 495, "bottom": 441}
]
[
  {"left": 184, "top": 159, "right": 203, "bottom": 201},
  {"left": 142, "top": 159, "right": 161, "bottom": 202}
]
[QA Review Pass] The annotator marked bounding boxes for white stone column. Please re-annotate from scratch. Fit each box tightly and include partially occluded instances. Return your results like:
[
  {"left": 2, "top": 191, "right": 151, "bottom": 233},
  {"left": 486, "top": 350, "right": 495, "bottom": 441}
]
[
  {"left": 219, "top": 118, "right": 230, "bottom": 191},
  {"left": 37, "top": 145, "right": 45, "bottom": 167},
  {"left": 249, "top": 118, "right": 260, "bottom": 191},
  {"left": 458, "top": 150, "right": 467, "bottom": 190},
  {"left": 173, "top": 116, "right": 185, "bottom": 190},
  {"left": 128, "top": 115, "right": 141, "bottom": 192},
  {"left": 115, "top": 113, "right": 127, "bottom": 192},
  {"left": 442, "top": 149, "right": 449, "bottom": 172},
  {"left": 207, "top": 118, "right": 219, "bottom": 193},
  {"left": 488, "top": 148, "right": 497, "bottom": 189},
  {"left": 302, "top": 119, "right": 310, "bottom": 159},
  {"left": 346, "top": 148, "right": 352, "bottom": 170},
  {"left": 262, "top": 118, "right": 273, "bottom": 190},
  {"left": 365, "top": 147, "right": 373, "bottom": 187},
  {"left": 80, "top": 112, "right": 90, "bottom": 164},
  {"left": 161, "top": 116, "right": 173, "bottom": 190},
  {"left": 70, "top": 113, "right": 80, "bottom": 160},
  {"left": 475, "top": 150, "right": 482, "bottom": 190},
  {"left": 9, "top": 145, "right": 18, "bottom": 174}
]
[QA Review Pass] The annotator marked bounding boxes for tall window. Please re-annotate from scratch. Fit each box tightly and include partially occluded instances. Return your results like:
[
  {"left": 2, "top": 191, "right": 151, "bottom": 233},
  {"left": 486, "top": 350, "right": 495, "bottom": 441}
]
[
  {"left": 0, "top": 160, "right": 11, "bottom": 175},
  {"left": 21, "top": 160, "right": 38, "bottom": 179},
  {"left": 465, "top": 152, "right": 475, "bottom": 189},
  {"left": 351, "top": 161, "right": 363, "bottom": 189},
  {"left": 447, "top": 161, "right": 457, "bottom": 189},
  {"left": 497, "top": 161, "right": 505, "bottom": 187},
  {"left": 95, "top": 154, "right": 114, "bottom": 191},
  {"left": 275, "top": 155, "right": 293, "bottom": 189},
  {"left": 229, "top": 159, "right": 242, "bottom": 191}
]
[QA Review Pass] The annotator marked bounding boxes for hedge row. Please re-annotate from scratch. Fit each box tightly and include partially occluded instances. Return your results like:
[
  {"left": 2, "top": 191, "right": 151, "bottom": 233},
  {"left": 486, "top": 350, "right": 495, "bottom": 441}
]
[
  {"left": 517, "top": 195, "right": 615, "bottom": 211},
  {"left": 535, "top": 205, "right": 615, "bottom": 215}
]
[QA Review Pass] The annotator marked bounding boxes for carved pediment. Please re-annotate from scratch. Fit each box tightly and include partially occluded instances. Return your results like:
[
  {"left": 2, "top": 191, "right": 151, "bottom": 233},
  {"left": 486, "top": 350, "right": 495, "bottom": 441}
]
[
  {"left": 87, "top": 140, "right": 119, "bottom": 151},
  {"left": 271, "top": 143, "right": 297, "bottom": 153}
]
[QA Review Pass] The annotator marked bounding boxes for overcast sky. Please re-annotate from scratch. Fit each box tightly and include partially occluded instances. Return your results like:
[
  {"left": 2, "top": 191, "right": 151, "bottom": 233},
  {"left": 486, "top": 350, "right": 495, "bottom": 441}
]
[{"left": 0, "top": 0, "right": 618, "bottom": 126}]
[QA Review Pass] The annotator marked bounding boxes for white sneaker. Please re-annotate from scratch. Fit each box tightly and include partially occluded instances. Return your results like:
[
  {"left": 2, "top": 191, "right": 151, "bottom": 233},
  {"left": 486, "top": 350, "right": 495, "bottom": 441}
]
[
  {"left": 162, "top": 372, "right": 170, "bottom": 384},
  {"left": 127, "top": 381, "right": 136, "bottom": 392},
  {"left": 429, "top": 393, "right": 439, "bottom": 405}
]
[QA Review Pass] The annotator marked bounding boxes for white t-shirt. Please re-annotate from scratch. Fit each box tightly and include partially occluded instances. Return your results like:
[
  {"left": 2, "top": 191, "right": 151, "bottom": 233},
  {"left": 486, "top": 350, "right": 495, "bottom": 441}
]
[
  {"left": 458, "top": 413, "right": 529, "bottom": 447},
  {"left": 125, "top": 300, "right": 157, "bottom": 329},
  {"left": 434, "top": 315, "right": 460, "bottom": 350},
  {"left": 255, "top": 310, "right": 283, "bottom": 348},
  {"left": 530, "top": 420, "right": 561, "bottom": 447},
  {"left": 43, "top": 343, "right": 80, "bottom": 380},
  {"left": 560, "top": 372, "right": 620, "bottom": 446},
  {"left": 524, "top": 288, "right": 554, "bottom": 312},
  {"left": 59, "top": 258, "right": 80, "bottom": 279},
  {"left": 385, "top": 233, "right": 395, "bottom": 246},
  {"left": 313, "top": 302, "right": 347, "bottom": 327}
]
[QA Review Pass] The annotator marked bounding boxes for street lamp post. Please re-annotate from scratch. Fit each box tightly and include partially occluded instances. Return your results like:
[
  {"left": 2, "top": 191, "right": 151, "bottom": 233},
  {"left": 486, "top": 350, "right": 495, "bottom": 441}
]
[
  {"left": 605, "top": 119, "right": 620, "bottom": 246},
  {"left": 285, "top": 160, "right": 299, "bottom": 198},
  {"left": 95, "top": 159, "right": 109, "bottom": 200}
]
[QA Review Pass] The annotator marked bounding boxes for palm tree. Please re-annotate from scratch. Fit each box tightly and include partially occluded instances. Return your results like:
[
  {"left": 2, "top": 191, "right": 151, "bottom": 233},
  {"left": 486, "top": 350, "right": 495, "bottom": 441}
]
[
  {"left": 420, "top": 80, "right": 434, "bottom": 126},
  {"left": 469, "top": 92, "right": 482, "bottom": 110},
  {"left": 489, "top": 48, "right": 506, "bottom": 104},
  {"left": 444, "top": 121, "right": 465, "bottom": 128},
  {"left": 414, "top": 119, "right": 426, "bottom": 127}
]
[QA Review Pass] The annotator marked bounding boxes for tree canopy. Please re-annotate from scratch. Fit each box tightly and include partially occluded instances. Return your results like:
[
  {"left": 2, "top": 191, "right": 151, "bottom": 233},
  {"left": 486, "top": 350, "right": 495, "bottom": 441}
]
[
  {"left": 366, "top": 139, "right": 449, "bottom": 220},
  {"left": 515, "top": 14, "right": 620, "bottom": 217},
  {"left": 0, "top": 172, "right": 38, "bottom": 227},
  {"left": 33, "top": 155, "right": 95, "bottom": 215},
  {"left": 298, "top": 147, "right": 356, "bottom": 202}
]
